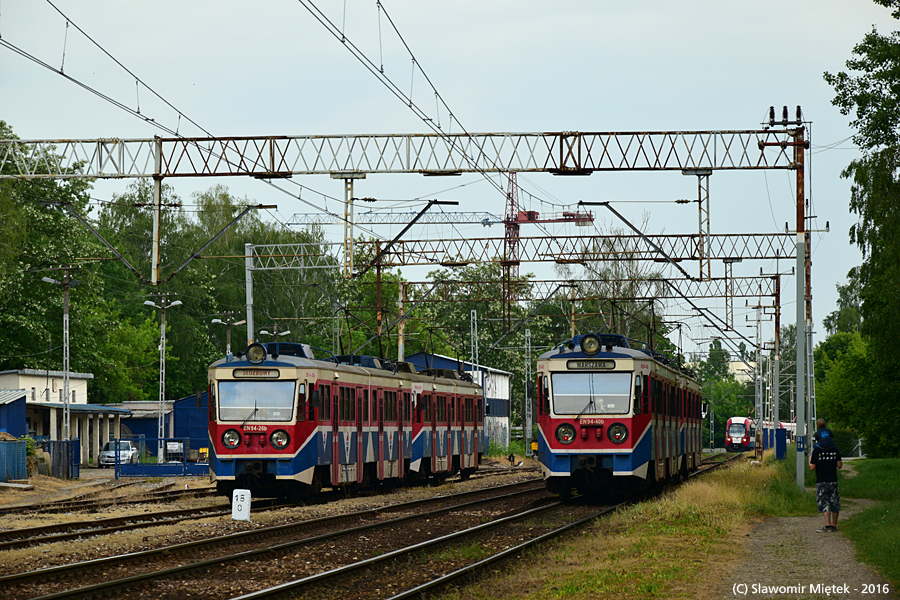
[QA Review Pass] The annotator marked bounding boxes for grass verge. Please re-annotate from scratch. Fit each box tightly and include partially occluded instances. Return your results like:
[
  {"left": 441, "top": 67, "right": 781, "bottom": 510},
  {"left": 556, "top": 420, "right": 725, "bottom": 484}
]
[{"left": 438, "top": 450, "right": 816, "bottom": 600}]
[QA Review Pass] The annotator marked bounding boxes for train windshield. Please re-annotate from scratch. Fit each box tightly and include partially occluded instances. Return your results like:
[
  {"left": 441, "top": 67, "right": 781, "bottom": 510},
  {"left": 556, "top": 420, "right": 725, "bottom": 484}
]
[
  {"left": 217, "top": 381, "right": 295, "bottom": 422},
  {"left": 551, "top": 372, "right": 631, "bottom": 415},
  {"left": 728, "top": 423, "right": 746, "bottom": 437}
]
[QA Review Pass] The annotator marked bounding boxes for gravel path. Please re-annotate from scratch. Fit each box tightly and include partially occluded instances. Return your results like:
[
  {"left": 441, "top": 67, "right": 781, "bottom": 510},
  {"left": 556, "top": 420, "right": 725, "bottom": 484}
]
[{"left": 712, "top": 496, "right": 895, "bottom": 600}]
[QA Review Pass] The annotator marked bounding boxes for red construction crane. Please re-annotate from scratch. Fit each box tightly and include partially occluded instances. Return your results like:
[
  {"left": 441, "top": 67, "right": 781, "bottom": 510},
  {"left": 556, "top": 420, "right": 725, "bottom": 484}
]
[{"left": 502, "top": 173, "right": 593, "bottom": 330}]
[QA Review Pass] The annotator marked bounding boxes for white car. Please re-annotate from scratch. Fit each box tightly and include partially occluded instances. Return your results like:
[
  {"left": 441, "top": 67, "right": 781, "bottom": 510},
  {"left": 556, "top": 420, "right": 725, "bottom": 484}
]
[{"left": 98, "top": 440, "right": 139, "bottom": 467}]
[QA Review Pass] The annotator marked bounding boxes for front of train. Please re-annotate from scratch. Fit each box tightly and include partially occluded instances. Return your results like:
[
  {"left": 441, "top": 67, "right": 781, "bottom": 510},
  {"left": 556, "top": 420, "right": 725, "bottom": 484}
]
[
  {"left": 725, "top": 417, "right": 753, "bottom": 452},
  {"left": 208, "top": 342, "right": 321, "bottom": 499},
  {"left": 535, "top": 333, "right": 651, "bottom": 497}
]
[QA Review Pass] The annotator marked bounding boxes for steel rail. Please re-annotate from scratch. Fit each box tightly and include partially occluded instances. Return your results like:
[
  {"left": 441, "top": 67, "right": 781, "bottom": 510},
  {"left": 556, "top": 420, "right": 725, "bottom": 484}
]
[
  {"left": 7, "top": 480, "right": 542, "bottom": 593},
  {"left": 386, "top": 451, "right": 746, "bottom": 600},
  {"left": 229, "top": 499, "right": 567, "bottom": 600}
]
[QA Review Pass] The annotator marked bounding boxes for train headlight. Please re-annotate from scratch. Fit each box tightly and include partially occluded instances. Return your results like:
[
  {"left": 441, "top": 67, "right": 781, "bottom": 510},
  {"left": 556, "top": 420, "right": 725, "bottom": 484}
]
[
  {"left": 556, "top": 423, "right": 577, "bottom": 444},
  {"left": 270, "top": 430, "right": 290, "bottom": 450},
  {"left": 580, "top": 333, "right": 601, "bottom": 356},
  {"left": 607, "top": 423, "right": 628, "bottom": 444},
  {"left": 246, "top": 343, "right": 267, "bottom": 364},
  {"left": 222, "top": 429, "right": 242, "bottom": 449}
]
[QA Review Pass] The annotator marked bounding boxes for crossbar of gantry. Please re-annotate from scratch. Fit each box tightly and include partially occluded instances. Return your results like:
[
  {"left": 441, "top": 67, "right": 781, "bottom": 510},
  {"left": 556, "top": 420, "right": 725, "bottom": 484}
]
[
  {"left": 369, "top": 277, "right": 777, "bottom": 303},
  {"left": 354, "top": 233, "right": 795, "bottom": 267},
  {"left": 0, "top": 130, "right": 799, "bottom": 179}
]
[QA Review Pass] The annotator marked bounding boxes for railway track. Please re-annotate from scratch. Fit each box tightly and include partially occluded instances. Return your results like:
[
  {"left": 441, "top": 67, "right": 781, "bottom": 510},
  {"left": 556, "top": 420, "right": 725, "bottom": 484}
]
[
  {"left": 0, "top": 485, "right": 218, "bottom": 516},
  {"left": 2, "top": 479, "right": 546, "bottom": 600}
]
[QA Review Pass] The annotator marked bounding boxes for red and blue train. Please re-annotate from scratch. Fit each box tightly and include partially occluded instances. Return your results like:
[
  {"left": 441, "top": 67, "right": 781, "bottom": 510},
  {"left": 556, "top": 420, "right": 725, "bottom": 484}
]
[
  {"left": 208, "top": 342, "right": 486, "bottom": 500},
  {"left": 535, "top": 333, "right": 702, "bottom": 498}
]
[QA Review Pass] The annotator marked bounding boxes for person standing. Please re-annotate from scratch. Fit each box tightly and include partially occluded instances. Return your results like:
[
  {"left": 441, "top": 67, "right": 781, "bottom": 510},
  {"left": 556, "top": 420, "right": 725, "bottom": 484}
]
[{"left": 809, "top": 427, "right": 842, "bottom": 532}]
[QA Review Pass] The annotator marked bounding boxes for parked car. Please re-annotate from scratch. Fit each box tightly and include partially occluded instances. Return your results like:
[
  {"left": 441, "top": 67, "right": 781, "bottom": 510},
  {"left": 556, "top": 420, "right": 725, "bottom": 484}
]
[{"left": 98, "top": 440, "right": 139, "bottom": 467}]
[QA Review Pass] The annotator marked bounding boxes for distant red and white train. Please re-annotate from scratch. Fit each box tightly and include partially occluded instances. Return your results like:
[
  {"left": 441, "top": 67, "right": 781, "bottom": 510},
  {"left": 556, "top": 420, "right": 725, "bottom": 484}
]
[
  {"left": 208, "top": 342, "right": 486, "bottom": 500},
  {"left": 534, "top": 332, "right": 702, "bottom": 498},
  {"left": 725, "top": 416, "right": 756, "bottom": 452},
  {"left": 725, "top": 417, "right": 794, "bottom": 452}
]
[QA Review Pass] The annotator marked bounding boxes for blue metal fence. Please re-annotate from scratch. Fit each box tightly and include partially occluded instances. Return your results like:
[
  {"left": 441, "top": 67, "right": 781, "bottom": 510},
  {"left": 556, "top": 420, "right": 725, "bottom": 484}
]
[
  {"left": 42, "top": 440, "right": 80, "bottom": 479},
  {"left": 0, "top": 440, "right": 27, "bottom": 481},
  {"left": 115, "top": 437, "right": 209, "bottom": 478}
]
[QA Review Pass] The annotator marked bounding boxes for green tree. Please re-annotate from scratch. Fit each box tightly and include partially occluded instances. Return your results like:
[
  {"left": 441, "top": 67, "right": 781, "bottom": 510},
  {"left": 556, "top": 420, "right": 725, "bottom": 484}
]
[
  {"left": 823, "top": 271, "right": 863, "bottom": 336},
  {"left": 823, "top": 0, "right": 900, "bottom": 456},
  {"left": 695, "top": 339, "right": 732, "bottom": 384}
]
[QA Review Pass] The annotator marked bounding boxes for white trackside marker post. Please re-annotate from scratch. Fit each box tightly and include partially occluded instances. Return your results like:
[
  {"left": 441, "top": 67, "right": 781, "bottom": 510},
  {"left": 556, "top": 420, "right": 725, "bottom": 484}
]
[{"left": 232, "top": 489, "right": 251, "bottom": 521}]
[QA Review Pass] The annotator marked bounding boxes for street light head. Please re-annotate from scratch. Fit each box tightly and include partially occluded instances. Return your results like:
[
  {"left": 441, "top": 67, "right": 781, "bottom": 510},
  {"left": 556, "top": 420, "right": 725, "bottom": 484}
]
[
  {"left": 144, "top": 300, "right": 159, "bottom": 308},
  {"left": 69, "top": 279, "right": 81, "bottom": 287},
  {"left": 280, "top": 331, "right": 291, "bottom": 337},
  {"left": 211, "top": 319, "right": 224, "bottom": 325},
  {"left": 41, "top": 276, "right": 61, "bottom": 285},
  {"left": 169, "top": 300, "right": 183, "bottom": 308},
  {"left": 234, "top": 320, "right": 247, "bottom": 326},
  {"left": 260, "top": 330, "right": 270, "bottom": 336}
]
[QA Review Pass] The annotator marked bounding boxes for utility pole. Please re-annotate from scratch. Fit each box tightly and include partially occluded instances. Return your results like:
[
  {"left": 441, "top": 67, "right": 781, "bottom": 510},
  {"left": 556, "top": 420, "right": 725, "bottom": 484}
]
[
  {"left": 41, "top": 266, "right": 80, "bottom": 441},
  {"left": 525, "top": 329, "right": 532, "bottom": 457}
]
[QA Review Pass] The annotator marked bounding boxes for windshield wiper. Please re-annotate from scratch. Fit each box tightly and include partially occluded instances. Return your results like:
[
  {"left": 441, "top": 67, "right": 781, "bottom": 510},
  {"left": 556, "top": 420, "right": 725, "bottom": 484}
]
[
  {"left": 242, "top": 399, "right": 259, "bottom": 426},
  {"left": 575, "top": 397, "right": 596, "bottom": 420}
]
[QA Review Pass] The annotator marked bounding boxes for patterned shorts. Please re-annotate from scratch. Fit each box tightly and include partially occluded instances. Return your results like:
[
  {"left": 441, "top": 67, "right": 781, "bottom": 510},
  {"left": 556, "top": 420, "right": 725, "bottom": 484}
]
[{"left": 816, "top": 482, "right": 841, "bottom": 512}]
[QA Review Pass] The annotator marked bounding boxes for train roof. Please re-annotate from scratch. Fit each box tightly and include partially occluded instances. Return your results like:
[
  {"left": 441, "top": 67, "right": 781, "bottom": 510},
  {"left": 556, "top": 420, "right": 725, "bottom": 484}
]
[
  {"left": 538, "top": 331, "right": 697, "bottom": 380},
  {"left": 209, "top": 346, "right": 481, "bottom": 390}
]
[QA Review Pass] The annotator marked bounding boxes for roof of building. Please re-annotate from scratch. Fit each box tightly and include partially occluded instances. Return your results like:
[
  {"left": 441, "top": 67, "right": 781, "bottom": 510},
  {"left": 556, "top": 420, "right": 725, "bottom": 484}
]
[
  {"left": 26, "top": 402, "right": 132, "bottom": 415},
  {"left": 0, "top": 369, "right": 94, "bottom": 380},
  {"left": 0, "top": 389, "right": 26, "bottom": 405}
]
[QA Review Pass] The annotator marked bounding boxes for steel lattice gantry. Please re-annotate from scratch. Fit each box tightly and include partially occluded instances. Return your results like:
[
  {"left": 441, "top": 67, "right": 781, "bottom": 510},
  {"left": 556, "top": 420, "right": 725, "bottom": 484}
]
[
  {"left": 0, "top": 130, "right": 799, "bottom": 179},
  {"left": 354, "top": 233, "right": 795, "bottom": 267}
]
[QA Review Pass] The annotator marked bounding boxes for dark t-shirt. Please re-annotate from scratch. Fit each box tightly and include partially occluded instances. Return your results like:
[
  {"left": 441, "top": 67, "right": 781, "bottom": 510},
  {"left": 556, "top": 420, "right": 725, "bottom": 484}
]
[{"left": 810, "top": 447, "right": 842, "bottom": 483}]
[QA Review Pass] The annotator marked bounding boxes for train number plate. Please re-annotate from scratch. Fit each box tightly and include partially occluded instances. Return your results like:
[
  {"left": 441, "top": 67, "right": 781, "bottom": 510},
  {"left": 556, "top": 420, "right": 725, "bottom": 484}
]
[
  {"left": 579, "top": 418, "right": 605, "bottom": 426},
  {"left": 243, "top": 425, "right": 268, "bottom": 432}
]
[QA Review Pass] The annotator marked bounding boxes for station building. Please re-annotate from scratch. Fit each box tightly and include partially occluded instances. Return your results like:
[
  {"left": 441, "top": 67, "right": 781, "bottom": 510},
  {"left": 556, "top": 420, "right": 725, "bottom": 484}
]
[{"left": 0, "top": 369, "right": 131, "bottom": 466}]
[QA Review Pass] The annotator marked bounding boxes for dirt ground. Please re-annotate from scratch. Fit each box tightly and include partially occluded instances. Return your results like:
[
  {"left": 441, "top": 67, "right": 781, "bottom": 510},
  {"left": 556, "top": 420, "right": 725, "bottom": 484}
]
[{"left": 710, "top": 460, "right": 896, "bottom": 600}]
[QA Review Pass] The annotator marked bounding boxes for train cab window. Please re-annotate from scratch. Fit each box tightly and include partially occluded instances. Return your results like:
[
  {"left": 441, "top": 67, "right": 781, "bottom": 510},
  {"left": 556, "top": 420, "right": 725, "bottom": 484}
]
[
  {"left": 633, "top": 374, "right": 642, "bottom": 415},
  {"left": 297, "top": 383, "right": 307, "bottom": 422},
  {"left": 540, "top": 376, "right": 549, "bottom": 415},
  {"left": 208, "top": 382, "right": 216, "bottom": 420}
]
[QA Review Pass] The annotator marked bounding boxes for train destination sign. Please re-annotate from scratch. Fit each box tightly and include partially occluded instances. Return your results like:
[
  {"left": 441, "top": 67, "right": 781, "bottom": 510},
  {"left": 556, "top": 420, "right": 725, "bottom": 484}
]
[
  {"left": 233, "top": 368, "right": 280, "bottom": 378},
  {"left": 566, "top": 360, "right": 615, "bottom": 370}
]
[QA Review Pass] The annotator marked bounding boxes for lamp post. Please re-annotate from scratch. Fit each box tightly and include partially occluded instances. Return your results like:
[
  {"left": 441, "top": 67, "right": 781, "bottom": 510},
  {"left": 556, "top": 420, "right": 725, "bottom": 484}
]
[
  {"left": 145, "top": 296, "right": 182, "bottom": 463},
  {"left": 42, "top": 269, "right": 80, "bottom": 441},
  {"left": 212, "top": 312, "right": 246, "bottom": 358}
]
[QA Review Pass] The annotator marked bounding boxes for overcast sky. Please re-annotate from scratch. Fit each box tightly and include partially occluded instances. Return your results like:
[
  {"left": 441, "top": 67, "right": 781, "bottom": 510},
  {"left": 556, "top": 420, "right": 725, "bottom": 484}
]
[{"left": 2, "top": 0, "right": 896, "bottom": 357}]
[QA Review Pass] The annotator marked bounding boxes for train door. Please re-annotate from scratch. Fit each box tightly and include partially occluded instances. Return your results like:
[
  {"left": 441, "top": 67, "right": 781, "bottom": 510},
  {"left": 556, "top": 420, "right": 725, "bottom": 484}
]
[
  {"left": 356, "top": 386, "right": 364, "bottom": 484},
  {"left": 331, "top": 383, "right": 339, "bottom": 487},
  {"left": 651, "top": 376, "right": 662, "bottom": 481},
  {"left": 377, "top": 389, "right": 385, "bottom": 481},
  {"left": 398, "top": 391, "right": 408, "bottom": 479}
]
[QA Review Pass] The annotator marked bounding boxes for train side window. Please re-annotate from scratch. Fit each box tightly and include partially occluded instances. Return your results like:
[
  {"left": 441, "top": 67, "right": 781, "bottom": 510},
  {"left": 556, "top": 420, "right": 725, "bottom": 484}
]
[
  {"left": 321, "top": 384, "right": 331, "bottom": 422},
  {"left": 363, "top": 389, "right": 369, "bottom": 423},
  {"left": 642, "top": 375, "right": 649, "bottom": 413},
  {"left": 541, "top": 376, "right": 549, "bottom": 414},
  {"left": 403, "top": 392, "right": 410, "bottom": 424}
]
